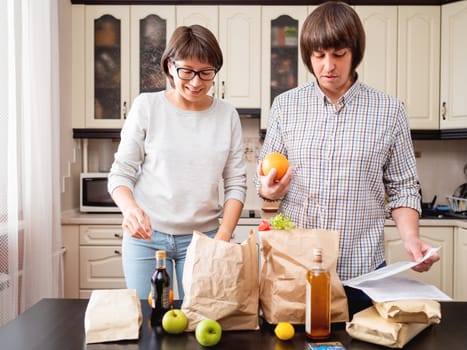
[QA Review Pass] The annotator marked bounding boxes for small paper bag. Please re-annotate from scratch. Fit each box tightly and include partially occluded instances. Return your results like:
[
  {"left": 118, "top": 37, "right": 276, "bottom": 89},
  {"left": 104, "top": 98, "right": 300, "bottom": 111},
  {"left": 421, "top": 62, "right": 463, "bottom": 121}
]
[
  {"left": 84, "top": 289, "right": 142, "bottom": 344},
  {"left": 181, "top": 230, "right": 259, "bottom": 331},
  {"left": 373, "top": 299, "right": 441, "bottom": 324},
  {"left": 259, "top": 228, "right": 348, "bottom": 324},
  {"left": 346, "top": 306, "right": 430, "bottom": 348}
]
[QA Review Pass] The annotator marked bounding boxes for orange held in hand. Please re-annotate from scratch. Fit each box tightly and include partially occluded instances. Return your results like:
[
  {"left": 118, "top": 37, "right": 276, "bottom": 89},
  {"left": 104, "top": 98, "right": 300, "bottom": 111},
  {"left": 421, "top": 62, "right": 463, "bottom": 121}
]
[{"left": 262, "top": 153, "right": 289, "bottom": 180}]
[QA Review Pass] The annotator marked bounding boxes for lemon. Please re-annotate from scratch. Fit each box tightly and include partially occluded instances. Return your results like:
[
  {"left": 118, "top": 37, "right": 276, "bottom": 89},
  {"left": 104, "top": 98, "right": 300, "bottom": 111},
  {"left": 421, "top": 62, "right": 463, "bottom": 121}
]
[{"left": 274, "top": 322, "right": 295, "bottom": 341}]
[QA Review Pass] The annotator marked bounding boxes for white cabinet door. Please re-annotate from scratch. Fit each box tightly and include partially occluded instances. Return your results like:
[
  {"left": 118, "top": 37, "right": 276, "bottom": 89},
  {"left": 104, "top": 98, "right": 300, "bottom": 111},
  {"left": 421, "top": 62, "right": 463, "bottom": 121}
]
[
  {"left": 454, "top": 227, "right": 467, "bottom": 301},
  {"left": 176, "top": 6, "right": 218, "bottom": 35},
  {"left": 384, "top": 226, "right": 454, "bottom": 297},
  {"left": 355, "top": 6, "right": 397, "bottom": 97},
  {"left": 80, "top": 246, "right": 126, "bottom": 289},
  {"left": 218, "top": 6, "right": 261, "bottom": 108},
  {"left": 398, "top": 6, "right": 440, "bottom": 130},
  {"left": 84, "top": 6, "right": 130, "bottom": 128},
  {"left": 260, "top": 6, "right": 309, "bottom": 129},
  {"left": 440, "top": 1, "right": 467, "bottom": 129}
]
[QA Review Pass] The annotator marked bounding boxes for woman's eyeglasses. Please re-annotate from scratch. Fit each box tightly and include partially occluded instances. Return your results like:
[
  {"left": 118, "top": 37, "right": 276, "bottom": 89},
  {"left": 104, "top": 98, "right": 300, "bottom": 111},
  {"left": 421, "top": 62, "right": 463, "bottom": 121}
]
[{"left": 171, "top": 60, "right": 217, "bottom": 81}]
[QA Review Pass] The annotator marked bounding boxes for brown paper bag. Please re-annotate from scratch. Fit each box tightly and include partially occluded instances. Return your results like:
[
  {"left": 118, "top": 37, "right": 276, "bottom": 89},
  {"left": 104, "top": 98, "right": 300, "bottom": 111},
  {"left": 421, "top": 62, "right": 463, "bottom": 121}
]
[
  {"left": 373, "top": 299, "right": 441, "bottom": 324},
  {"left": 84, "top": 289, "right": 142, "bottom": 344},
  {"left": 181, "top": 230, "right": 259, "bottom": 331},
  {"left": 259, "top": 228, "right": 348, "bottom": 324},
  {"left": 346, "top": 306, "right": 430, "bottom": 348}
]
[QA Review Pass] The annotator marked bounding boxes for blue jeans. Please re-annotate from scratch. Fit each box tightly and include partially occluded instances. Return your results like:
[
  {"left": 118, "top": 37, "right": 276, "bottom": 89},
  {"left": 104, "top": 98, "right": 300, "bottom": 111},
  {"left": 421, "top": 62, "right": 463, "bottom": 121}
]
[{"left": 121, "top": 229, "right": 217, "bottom": 301}]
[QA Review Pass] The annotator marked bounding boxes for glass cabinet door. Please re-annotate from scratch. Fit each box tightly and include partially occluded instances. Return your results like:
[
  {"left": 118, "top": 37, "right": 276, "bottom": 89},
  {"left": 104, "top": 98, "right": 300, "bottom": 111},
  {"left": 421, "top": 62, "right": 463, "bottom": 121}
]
[
  {"left": 270, "top": 15, "right": 299, "bottom": 103},
  {"left": 94, "top": 15, "right": 122, "bottom": 119},
  {"left": 261, "top": 7, "right": 308, "bottom": 129},
  {"left": 85, "top": 6, "right": 130, "bottom": 128},
  {"left": 131, "top": 6, "right": 175, "bottom": 103}
]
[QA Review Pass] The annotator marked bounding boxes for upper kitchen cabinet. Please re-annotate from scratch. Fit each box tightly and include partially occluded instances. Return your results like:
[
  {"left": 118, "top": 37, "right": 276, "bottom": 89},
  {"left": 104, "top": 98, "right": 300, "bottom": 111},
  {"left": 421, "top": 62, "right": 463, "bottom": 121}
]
[
  {"left": 397, "top": 7, "right": 440, "bottom": 130},
  {"left": 176, "top": 6, "right": 261, "bottom": 108},
  {"left": 355, "top": 6, "right": 398, "bottom": 97},
  {"left": 260, "top": 6, "right": 310, "bottom": 129},
  {"left": 72, "top": 5, "right": 175, "bottom": 128},
  {"left": 218, "top": 6, "right": 261, "bottom": 108},
  {"left": 356, "top": 6, "right": 441, "bottom": 130},
  {"left": 440, "top": 0, "right": 467, "bottom": 129}
]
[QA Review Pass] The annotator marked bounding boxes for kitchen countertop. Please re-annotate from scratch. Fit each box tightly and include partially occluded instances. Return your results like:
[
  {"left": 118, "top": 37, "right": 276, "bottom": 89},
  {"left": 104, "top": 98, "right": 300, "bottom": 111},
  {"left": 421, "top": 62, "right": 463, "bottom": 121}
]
[
  {"left": 1, "top": 298, "right": 466, "bottom": 350},
  {"left": 61, "top": 209, "right": 467, "bottom": 229}
]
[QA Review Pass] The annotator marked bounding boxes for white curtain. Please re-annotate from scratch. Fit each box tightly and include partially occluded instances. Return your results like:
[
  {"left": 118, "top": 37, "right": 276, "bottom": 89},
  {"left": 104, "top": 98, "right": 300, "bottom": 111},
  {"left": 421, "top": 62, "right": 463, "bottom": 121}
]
[{"left": 0, "top": 0, "right": 63, "bottom": 326}]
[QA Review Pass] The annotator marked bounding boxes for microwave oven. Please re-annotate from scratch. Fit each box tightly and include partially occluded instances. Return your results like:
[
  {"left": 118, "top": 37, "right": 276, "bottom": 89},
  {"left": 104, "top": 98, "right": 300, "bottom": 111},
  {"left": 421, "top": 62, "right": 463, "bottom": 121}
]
[{"left": 80, "top": 172, "right": 120, "bottom": 213}]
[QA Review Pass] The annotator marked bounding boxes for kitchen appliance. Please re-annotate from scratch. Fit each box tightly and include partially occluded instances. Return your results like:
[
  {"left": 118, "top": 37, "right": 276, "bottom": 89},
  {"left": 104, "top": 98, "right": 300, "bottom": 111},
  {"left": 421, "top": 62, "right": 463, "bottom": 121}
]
[{"left": 80, "top": 172, "right": 120, "bottom": 213}]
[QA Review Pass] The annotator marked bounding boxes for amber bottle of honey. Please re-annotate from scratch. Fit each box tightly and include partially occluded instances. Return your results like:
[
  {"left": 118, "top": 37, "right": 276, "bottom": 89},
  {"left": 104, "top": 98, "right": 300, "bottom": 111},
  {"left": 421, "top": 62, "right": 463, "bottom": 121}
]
[{"left": 305, "top": 248, "right": 331, "bottom": 339}]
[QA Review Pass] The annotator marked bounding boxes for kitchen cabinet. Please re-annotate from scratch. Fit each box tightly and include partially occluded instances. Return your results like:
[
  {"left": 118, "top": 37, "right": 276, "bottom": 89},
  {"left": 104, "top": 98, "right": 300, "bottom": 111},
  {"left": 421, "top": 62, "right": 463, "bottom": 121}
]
[
  {"left": 356, "top": 6, "right": 441, "bottom": 130},
  {"left": 384, "top": 226, "right": 454, "bottom": 297},
  {"left": 454, "top": 227, "right": 467, "bottom": 301},
  {"left": 79, "top": 225, "right": 125, "bottom": 298},
  {"left": 355, "top": 6, "right": 398, "bottom": 97},
  {"left": 440, "top": 0, "right": 467, "bottom": 129},
  {"left": 260, "top": 6, "right": 310, "bottom": 129},
  {"left": 72, "top": 5, "right": 176, "bottom": 128},
  {"left": 177, "top": 6, "right": 261, "bottom": 108},
  {"left": 61, "top": 223, "right": 125, "bottom": 298},
  {"left": 397, "top": 6, "right": 440, "bottom": 130}
]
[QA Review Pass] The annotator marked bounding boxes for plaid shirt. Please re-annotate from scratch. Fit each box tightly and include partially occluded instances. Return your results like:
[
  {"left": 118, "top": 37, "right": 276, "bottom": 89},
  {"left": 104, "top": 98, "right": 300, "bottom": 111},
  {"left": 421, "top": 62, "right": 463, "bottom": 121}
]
[{"left": 258, "top": 79, "right": 421, "bottom": 281}]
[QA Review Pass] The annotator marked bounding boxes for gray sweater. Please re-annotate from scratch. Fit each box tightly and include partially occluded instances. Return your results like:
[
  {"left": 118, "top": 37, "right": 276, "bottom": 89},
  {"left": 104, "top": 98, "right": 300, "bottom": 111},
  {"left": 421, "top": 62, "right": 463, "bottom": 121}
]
[{"left": 108, "top": 91, "right": 247, "bottom": 235}]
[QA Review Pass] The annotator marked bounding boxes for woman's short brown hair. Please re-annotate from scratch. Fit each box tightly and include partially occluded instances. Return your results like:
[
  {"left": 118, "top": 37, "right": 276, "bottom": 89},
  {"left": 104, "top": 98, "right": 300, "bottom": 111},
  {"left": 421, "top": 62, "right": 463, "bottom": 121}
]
[
  {"left": 300, "top": 1, "right": 365, "bottom": 77},
  {"left": 161, "top": 25, "right": 223, "bottom": 88}
]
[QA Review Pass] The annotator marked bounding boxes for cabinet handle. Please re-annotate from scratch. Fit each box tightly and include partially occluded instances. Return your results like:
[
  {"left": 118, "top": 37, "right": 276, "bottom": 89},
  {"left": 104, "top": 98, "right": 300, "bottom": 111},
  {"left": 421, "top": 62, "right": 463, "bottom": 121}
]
[
  {"left": 123, "top": 101, "right": 127, "bottom": 119},
  {"left": 114, "top": 250, "right": 121, "bottom": 255},
  {"left": 114, "top": 233, "right": 122, "bottom": 239},
  {"left": 441, "top": 102, "right": 446, "bottom": 120},
  {"left": 212, "top": 81, "right": 216, "bottom": 97},
  {"left": 221, "top": 81, "right": 225, "bottom": 99}
]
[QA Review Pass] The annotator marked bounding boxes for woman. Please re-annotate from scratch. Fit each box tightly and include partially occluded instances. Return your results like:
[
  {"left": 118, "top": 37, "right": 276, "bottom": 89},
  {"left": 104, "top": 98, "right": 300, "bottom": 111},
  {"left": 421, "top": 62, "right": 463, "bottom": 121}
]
[{"left": 108, "top": 25, "right": 247, "bottom": 300}]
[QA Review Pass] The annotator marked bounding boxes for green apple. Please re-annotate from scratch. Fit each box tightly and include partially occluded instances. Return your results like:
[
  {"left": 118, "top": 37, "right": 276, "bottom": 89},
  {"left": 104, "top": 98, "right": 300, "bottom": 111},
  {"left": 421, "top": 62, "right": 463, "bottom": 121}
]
[
  {"left": 161, "top": 309, "right": 188, "bottom": 334},
  {"left": 195, "top": 319, "right": 222, "bottom": 347}
]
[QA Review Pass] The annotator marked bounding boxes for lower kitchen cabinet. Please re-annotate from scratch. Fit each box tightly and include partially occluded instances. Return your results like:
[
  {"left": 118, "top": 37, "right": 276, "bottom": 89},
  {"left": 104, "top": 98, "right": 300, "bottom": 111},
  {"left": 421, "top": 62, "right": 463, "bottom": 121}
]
[
  {"left": 384, "top": 225, "right": 454, "bottom": 297},
  {"left": 62, "top": 224, "right": 125, "bottom": 298},
  {"left": 454, "top": 227, "right": 467, "bottom": 301}
]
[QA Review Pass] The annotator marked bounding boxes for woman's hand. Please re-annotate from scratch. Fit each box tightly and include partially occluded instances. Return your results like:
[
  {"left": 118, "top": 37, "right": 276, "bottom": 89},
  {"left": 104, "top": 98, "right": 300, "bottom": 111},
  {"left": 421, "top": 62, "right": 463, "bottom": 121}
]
[
  {"left": 257, "top": 161, "right": 293, "bottom": 200},
  {"left": 122, "top": 206, "right": 152, "bottom": 240},
  {"left": 112, "top": 185, "right": 152, "bottom": 240}
]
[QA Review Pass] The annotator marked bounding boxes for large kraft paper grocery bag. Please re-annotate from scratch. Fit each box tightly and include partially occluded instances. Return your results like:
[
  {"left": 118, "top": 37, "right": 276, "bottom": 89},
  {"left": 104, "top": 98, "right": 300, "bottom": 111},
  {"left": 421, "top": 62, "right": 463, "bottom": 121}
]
[
  {"left": 181, "top": 230, "right": 259, "bottom": 331},
  {"left": 259, "top": 228, "right": 348, "bottom": 324}
]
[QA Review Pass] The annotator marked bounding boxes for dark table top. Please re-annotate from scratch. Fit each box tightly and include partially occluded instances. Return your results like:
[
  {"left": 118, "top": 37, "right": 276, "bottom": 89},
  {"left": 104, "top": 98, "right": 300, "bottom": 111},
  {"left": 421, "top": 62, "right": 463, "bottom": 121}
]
[{"left": 1, "top": 298, "right": 466, "bottom": 350}]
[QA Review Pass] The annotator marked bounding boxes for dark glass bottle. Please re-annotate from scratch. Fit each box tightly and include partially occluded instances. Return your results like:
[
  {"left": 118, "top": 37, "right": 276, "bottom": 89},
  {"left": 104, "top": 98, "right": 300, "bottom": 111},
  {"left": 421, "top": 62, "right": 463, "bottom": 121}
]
[
  {"left": 150, "top": 250, "right": 171, "bottom": 326},
  {"left": 305, "top": 248, "right": 331, "bottom": 339}
]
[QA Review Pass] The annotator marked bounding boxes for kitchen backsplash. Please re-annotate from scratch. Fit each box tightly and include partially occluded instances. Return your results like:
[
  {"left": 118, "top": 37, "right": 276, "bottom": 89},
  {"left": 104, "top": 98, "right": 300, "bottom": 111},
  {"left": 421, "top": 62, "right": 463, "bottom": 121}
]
[
  {"left": 414, "top": 139, "right": 467, "bottom": 206},
  {"left": 82, "top": 121, "right": 467, "bottom": 211}
]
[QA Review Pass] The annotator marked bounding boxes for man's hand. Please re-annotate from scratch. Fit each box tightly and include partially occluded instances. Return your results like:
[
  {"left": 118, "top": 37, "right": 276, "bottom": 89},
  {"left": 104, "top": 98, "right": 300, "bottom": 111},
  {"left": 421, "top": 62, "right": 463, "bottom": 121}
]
[{"left": 257, "top": 161, "right": 293, "bottom": 200}]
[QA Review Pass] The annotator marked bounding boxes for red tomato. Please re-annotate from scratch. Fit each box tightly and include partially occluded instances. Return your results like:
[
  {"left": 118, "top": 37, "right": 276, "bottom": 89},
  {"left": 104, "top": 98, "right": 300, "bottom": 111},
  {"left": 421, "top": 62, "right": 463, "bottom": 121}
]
[{"left": 258, "top": 219, "right": 271, "bottom": 231}]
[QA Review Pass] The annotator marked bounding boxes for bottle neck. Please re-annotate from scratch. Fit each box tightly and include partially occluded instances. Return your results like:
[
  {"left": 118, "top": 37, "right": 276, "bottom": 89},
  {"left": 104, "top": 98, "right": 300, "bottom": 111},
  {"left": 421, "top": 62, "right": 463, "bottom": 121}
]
[{"left": 156, "top": 258, "right": 166, "bottom": 269}]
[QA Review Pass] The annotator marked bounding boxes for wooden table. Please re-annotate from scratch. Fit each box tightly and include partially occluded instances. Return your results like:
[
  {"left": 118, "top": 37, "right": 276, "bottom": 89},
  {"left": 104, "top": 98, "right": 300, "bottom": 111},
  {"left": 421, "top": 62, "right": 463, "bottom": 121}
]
[{"left": 1, "top": 299, "right": 466, "bottom": 349}]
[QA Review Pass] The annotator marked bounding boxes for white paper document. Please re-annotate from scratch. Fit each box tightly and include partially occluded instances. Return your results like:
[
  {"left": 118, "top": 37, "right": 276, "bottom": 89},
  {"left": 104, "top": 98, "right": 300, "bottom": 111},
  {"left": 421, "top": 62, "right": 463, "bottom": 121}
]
[{"left": 343, "top": 247, "right": 452, "bottom": 302}]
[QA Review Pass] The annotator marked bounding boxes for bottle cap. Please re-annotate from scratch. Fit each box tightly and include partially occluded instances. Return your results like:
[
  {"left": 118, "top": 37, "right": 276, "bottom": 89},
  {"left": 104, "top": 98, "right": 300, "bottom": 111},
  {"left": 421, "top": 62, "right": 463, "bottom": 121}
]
[
  {"left": 313, "top": 248, "right": 323, "bottom": 256},
  {"left": 156, "top": 250, "right": 166, "bottom": 260}
]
